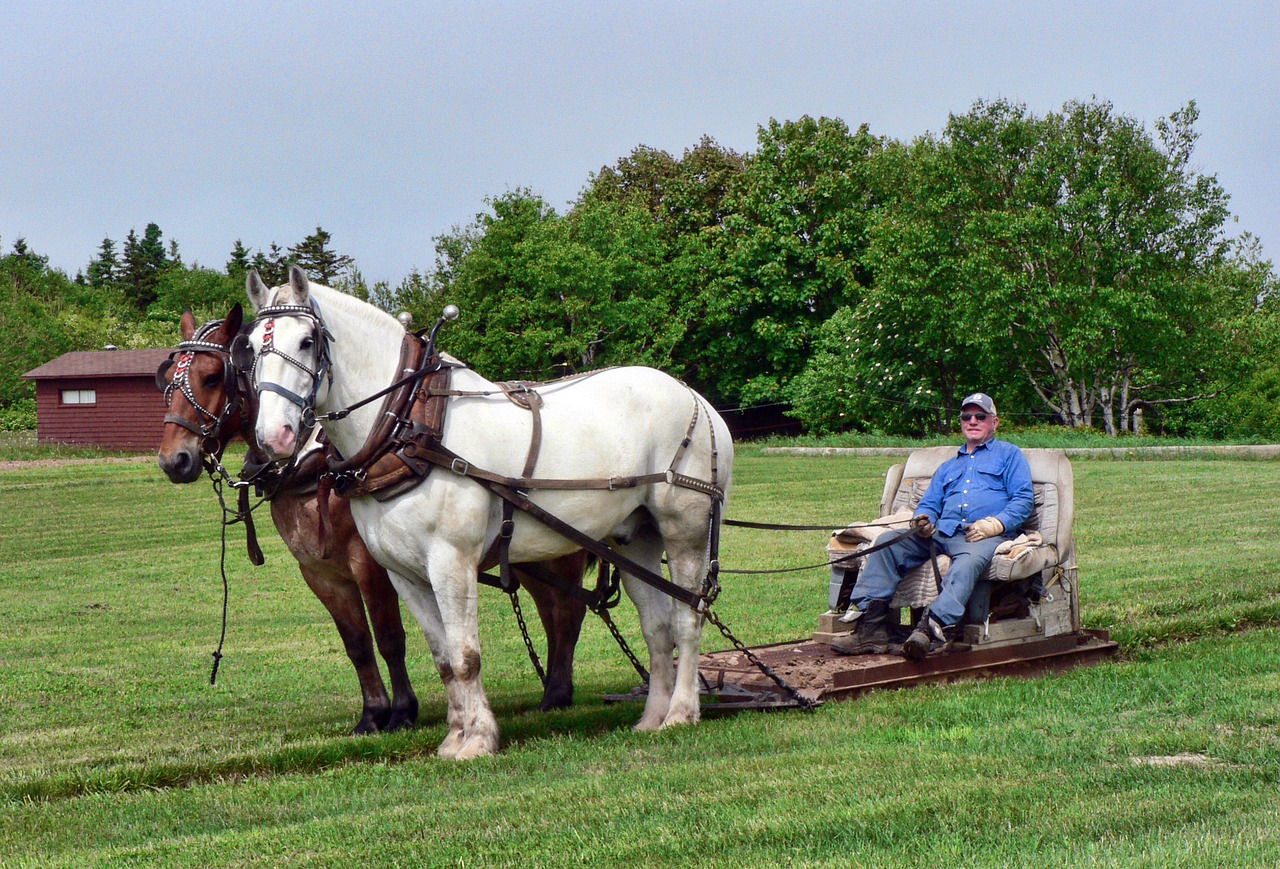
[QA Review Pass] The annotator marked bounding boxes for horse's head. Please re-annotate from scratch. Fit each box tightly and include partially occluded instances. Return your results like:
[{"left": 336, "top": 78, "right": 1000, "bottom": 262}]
[
  {"left": 156, "top": 303, "right": 247, "bottom": 483},
  {"left": 241, "top": 265, "right": 332, "bottom": 461}
]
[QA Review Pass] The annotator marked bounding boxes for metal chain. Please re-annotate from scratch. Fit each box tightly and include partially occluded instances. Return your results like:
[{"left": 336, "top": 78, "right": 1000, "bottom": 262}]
[
  {"left": 593, "top": 604, "right": 650, "bottom": 683},
  {"left": 703, "top": 606, "right": 820, "bottom": 711},
  {"left": 589, "top": 564, "right": 650, "bottom": 683},
  {"left": 506, "top": 589, "right": 547, "bottom": 685}
]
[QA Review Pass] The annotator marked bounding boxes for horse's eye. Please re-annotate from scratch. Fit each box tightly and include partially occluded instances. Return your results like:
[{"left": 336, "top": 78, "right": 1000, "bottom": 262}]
[
  {"left": 300, "top": 337, "right": 314, "bottom": 351},
  {"left": 203, "top": 373, "right": 223, "bottom": 389}
]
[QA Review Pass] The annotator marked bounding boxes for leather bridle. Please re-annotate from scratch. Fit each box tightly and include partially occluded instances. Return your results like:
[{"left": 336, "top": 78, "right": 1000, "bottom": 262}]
[
  {"left": 156, "top": 319, "right": 245, "bottom": 461},
  {"left": 231, "top": 301, "right": 332, "bottom": 436}
]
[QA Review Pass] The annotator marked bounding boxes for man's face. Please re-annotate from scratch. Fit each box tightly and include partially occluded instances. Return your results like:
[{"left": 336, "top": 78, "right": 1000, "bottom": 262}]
[{"left": 961, "top": 403, "right": 998, "bottom": 448}]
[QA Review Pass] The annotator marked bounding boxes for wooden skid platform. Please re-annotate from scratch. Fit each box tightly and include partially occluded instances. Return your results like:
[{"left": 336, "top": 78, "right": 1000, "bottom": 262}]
[{"left": 687, "top": 629, "right": 1118, "bottom": 710}]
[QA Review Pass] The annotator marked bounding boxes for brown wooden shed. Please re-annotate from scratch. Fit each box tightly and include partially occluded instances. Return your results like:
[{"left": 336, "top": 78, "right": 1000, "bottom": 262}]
[{"left": 22, "top": 348, "right": 176, "bottom": 449}]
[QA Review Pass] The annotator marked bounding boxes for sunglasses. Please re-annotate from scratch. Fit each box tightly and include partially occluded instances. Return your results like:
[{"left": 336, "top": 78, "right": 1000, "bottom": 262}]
[{"left": 960, "top": 412, "right": 990, "bottom": 422}]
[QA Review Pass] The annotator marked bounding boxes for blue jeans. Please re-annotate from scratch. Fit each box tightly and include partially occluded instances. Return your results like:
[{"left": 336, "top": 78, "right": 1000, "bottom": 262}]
[{"left": 850, "top": 529, "right": 1008, "bottom": 625}]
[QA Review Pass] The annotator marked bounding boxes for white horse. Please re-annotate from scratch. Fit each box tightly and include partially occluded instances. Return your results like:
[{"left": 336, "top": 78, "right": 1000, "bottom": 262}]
[{"left": 244, "top": 267, "right": 732, "bottom": 759}]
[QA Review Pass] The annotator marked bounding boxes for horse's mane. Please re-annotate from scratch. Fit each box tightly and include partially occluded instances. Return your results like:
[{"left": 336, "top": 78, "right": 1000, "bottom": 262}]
[{"left": 295, "top": 281, "right": 402, "bottom": 335}]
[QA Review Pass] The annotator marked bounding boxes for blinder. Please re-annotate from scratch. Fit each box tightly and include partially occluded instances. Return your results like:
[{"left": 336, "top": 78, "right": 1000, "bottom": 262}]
[
  {"left": 155, "top": 357, "right": 176, "bottom": 392},
  {"left": 229, "top": 333, "right": 255, "bottom": 373}
]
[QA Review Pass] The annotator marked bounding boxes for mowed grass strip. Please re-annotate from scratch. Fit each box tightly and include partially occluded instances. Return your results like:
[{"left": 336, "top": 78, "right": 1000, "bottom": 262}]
[
  {"left": 2, "top": 452, "right": 1279, "bottom": 866},
  {"left": 3, "top": 629, "right": 1278, "bottom": 867}
]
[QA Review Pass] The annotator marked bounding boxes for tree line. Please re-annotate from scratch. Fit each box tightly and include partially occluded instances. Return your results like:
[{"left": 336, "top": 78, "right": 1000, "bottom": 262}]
[
  {"left": 3, "top": 97, "right": 1278, "bottom": 438},
  {"left": 0, "top": 225, "right": 355, "bottom": 419}
]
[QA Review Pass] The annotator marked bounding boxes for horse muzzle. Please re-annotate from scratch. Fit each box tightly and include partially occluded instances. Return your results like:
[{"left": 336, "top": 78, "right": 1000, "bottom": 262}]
[
  {"left": 158, "top": 446, "right": 203, "bottom": 484},
  {"left": 259, "top": 422, "right": 298, "bottom": 461}
]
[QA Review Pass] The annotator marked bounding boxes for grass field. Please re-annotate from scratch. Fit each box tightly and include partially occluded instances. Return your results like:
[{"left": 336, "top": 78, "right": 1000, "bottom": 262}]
[{"left": 2, "top": 449, "right": 1280, "bottom": 867}]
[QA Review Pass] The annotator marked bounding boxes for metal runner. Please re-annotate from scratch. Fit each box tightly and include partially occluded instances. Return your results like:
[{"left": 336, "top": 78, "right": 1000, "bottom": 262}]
[{"left": 606, "top": 629, "right": 1117, "bottom": 712}]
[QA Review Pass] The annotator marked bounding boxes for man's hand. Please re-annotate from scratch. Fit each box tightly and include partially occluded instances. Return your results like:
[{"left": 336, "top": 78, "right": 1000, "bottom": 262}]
[
  {"left": 913, "top": 514, "right": 935, "bottom": 538},
  {"left": 965, "top": 516, "right": 1005, "bottom": 542}
]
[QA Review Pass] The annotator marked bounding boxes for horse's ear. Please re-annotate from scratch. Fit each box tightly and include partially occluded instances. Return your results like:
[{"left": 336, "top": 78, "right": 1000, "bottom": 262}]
[
  {"left": 179, "top": 309, "right": 198, "bottom": 340},
  {"left": 246, "top": 269, "right": 269, "bottom": 313},
  {"left": 288, "top": 265, "right": 311, "bottom": 302},
  {"left": 224, "top": 302, "right": 244, "bottom": 340}
]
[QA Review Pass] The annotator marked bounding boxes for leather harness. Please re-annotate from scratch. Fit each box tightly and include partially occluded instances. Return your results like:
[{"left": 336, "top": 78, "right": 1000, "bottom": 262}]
[
  {"left": 292, "top": 327, "right": 725, "bottom": 610},
  {"left": 169, "top": 311, "right": 726, "bottom": 630}
]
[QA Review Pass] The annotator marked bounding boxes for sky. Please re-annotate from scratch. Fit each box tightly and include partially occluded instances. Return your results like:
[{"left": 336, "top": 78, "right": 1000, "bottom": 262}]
[{"left": 4, "top": 1, "right": 1278, "bottom": 287}]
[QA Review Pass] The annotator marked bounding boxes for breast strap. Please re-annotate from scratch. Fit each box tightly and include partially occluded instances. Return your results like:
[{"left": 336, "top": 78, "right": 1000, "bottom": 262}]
[{"left": 324, "top": 332, "right": 452, "bottom": 501}]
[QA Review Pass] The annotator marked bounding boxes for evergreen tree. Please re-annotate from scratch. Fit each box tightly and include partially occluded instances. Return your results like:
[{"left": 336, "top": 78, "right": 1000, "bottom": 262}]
[
  {"left": 122, "top": 223, "right": 167, "bottom": 310},
  {"left": 139, "top": 223, "right": 166, "bottom": 270},
  {"left": 86, "top": 236, "right": 120, "bottom": 289},
  {"left": 226, "top": 239, "right": 252, "bottom": 281},
  {"left": 251, "top": 242, "right": 290, "bottom": 286},
  {"left": 10, "top": 237, "right": 47, "bottom": 272},
  {"left": 3, "top": 238, "right": 53, "bottom": 297},
  {"left": 289, "top": 225, "right": 354, "bottom": 284},
  {"left": 121, "top": 229, "right": 138, "bottom": 281}
]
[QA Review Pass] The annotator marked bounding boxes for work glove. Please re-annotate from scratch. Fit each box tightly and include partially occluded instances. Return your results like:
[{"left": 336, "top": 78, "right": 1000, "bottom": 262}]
[
  {"left": 913, "top": 513, "right": 935, "bottom": 538},
  {"left": 965, "top": 516, "right": 1005, "bottom": 542}
]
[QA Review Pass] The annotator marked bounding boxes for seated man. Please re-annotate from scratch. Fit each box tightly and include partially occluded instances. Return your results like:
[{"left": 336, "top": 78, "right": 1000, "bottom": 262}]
[{"left": 832, "top": 392, "right": 1034, "bottom": 660}]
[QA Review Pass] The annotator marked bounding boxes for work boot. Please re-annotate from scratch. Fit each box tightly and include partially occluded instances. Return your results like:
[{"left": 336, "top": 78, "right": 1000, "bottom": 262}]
[
  {"left": 902, "top": 610, "right": 948, "bottom": 661},
  {"left": 830, "top": 600, "right": 892, "bottom": 655}
]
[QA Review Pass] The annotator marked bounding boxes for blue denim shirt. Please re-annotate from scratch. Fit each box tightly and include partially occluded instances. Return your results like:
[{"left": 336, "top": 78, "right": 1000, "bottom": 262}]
[{"left": 915, "top": 439, "right": 1034, "bottom": 537}]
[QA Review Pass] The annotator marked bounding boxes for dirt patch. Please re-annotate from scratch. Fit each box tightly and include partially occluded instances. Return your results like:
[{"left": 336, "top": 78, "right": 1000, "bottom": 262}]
[
  {"left": 1129, "top": 753, "right": 1217, "bottom": 768},
  {"left": 701, "top": 642, "right": 850, "bottom": 694}
]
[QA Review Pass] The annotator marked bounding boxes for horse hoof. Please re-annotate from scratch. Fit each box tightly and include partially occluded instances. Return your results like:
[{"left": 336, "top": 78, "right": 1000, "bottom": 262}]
[
  {"left": 383, "top": 709, "right": 417, "bottom": 732},
  {"left": 352, "top": 714, "right": 381, "bottom": 735},
  {"left": 660, "top": 708, "right": 700, "bottom": 728},
  {"left": 453, "top": 734, "right": 498, "bottom": 760},
  {"left": 436, "top": 726, "right": 470, "bottom": 759},
  {"left": 633, "top": 714, "right": 664, "bottom": 732},
  {"left": 537, "top": 689, "right": 574, "bottom": 712}
]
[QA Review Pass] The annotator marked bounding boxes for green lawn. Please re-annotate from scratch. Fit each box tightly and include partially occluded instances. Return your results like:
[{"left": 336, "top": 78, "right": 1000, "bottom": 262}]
[{"left": 2, "top": 451, "right": 1279, "bottom": 867}]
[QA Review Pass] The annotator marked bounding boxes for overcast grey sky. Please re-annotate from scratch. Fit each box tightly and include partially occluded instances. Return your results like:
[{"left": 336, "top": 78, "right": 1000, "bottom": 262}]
[{"left": 4, "top": 2, "right": 1277, "bottom": 287}]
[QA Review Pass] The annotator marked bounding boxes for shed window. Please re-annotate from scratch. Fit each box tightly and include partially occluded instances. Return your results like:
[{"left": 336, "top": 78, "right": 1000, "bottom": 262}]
[{"left": 61, "top": 389, "right": 97, "bottom": 405}]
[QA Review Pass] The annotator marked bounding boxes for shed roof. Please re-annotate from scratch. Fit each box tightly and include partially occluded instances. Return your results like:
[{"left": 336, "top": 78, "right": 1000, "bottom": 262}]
[{"left": 23, "top": 348, "right": 176, "bottom": 380}]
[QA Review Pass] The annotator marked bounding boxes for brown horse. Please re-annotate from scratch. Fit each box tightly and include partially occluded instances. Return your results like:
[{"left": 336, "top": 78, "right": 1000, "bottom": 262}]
[{"left": 157, "top": 303, "right": 589, "bottom": 733}]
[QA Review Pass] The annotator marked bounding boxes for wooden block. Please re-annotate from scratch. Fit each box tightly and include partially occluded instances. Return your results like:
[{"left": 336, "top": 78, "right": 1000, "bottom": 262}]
[
  {"left": 815, "top": 611, "right": 850, "bottom": 634},
  {"left": 1036, "top": 593, "right": 1073, "bottom": 637},
  {"left": 964, "top": 617, "right": 1042, "bottom": 645}
]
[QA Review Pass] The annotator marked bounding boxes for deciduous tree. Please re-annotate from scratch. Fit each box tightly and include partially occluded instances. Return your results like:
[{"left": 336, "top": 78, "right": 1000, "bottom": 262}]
[
  {"left": 958, "top": 99, "right": 1232, "bottom": 432},
  {"left": 709, "top": 117, "right": 886, "bottom": 406}
]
